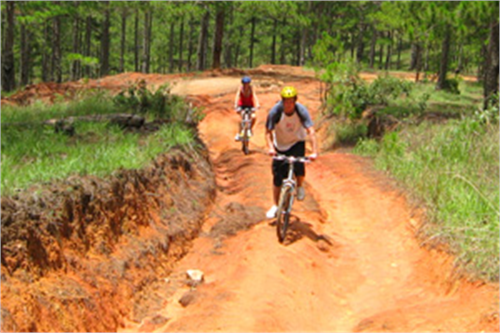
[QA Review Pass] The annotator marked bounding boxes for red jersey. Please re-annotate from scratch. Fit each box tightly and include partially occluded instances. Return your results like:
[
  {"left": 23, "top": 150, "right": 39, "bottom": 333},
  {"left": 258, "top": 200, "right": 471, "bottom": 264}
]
[{"left": 238, "top": 87, "right": 255, "bottom": 107}]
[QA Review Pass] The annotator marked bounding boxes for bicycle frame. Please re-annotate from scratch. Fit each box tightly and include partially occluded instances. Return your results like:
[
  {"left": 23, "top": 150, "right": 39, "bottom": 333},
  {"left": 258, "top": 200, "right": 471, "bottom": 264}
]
[
  {"left": 273, "top": 155, "right": 310, "bottom": 242},
  {"left": 239, "top": 107, "right": 254, "bottom": 154},
  {"left": 240, "top": 108, "right": 253, "bottom": 142}
]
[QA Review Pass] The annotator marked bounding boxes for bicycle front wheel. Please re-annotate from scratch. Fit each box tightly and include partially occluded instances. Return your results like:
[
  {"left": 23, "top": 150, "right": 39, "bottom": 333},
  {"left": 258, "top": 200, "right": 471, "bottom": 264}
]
[
  {"left": 276, "top": 186, "right": 293, "bottom": 243},
  {"left": 241, "top": 123, "right": 250, "bottom": 155}
]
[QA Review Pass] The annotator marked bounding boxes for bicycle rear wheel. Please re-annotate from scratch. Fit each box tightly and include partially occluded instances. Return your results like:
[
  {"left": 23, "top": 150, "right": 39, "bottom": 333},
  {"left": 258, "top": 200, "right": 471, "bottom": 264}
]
[
  {"left": 241, "top": 136, "right": 249, "bottom": 155},
  {"left": 276, "top": 186, "right": 293, "bottom": 243}
]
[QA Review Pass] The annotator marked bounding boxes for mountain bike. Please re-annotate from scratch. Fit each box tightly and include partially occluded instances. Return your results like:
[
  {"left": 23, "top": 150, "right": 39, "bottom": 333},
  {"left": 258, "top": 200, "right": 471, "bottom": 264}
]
[
  {"left": 273, "top": 155, "right": 311, "bottom": 243},
  {"left": 237, "top": 107, "right": 255, "bottom": 155}
]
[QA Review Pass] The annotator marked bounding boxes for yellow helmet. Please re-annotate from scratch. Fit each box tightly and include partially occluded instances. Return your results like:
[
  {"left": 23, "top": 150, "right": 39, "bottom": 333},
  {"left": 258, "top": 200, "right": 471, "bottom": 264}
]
[{"left": 280, "top": 86, "right": 297, "bottom": 99}]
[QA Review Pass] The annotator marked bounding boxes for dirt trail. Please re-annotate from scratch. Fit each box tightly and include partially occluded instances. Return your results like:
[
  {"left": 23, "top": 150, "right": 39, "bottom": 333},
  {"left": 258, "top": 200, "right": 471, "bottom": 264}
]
[{"left": 116, "top": 66, "right": 498, "bottom": 332}]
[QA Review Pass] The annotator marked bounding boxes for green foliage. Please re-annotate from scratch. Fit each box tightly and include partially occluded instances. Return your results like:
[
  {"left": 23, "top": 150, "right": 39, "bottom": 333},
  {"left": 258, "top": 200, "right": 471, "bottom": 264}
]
[
  {"left": 354, "top": 119, "right": 500, "bottom": 281},
  {"left": 474, "top": 92, "right": 499, "bottom": 125},
  {"left": 331, "top": 121, "right": 367, "bottom": 146},
  {"left": 112, "top": 81, "right": 202, "bottom": 123},
  {"left": 1, "top": 94, "right": 198, "bottom": 195},
  {"left": 370, "top": 75, "right": 413, "bottom": 104},
  {"left": 441, "top": 77, "right": 461, "bottom": 95},
  {"left": 65, "top": 53, "right": 100, "bottom": 67},
  {"left": 319, "top": 63, "right": 426, "bottom": 120}
]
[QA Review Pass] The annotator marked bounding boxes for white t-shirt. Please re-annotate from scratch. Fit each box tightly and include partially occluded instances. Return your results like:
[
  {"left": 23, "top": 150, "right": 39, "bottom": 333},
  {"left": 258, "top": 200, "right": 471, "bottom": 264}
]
[
  {"left": 273, "top": 111, "right": 307, "bottom": 151},
  {"left": 266, "top": 101, "right": 313, "bottom": 151}
]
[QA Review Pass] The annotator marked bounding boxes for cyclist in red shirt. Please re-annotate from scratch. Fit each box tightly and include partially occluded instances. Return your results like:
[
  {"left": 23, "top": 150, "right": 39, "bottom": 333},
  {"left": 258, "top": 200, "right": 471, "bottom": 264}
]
[{"left": 234, "top": 76, "right": 260, "bottom": 141}]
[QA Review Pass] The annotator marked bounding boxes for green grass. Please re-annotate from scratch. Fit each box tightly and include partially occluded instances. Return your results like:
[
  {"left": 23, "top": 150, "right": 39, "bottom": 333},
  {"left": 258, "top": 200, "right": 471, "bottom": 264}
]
[
  {"left": 331, "top": 121, "right": 368, "bottom": 147},
  {"left": 354, "top": 119, "right": 499, "bottom": 281},
  {"left": 329, "top": 70, "right": 499, "bottom": 281},
  {"left": 411, "top": 80, "right": 483, "bottom": 116},
  {"left": 2, "top": 91, "right": 120, "bottom": 124},
  {"left": 1, "top": 93, "right": 197, "bottom": 195}
]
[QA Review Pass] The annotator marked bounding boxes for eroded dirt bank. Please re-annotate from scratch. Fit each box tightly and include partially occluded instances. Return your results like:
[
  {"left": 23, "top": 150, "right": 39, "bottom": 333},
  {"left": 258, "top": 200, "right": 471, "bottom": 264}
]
[
  {"left": 1, "top": 148, "right": 215, "bottom": 332},
  {"left": 1, "top": 65, "right": 497, "bottom": 333}
]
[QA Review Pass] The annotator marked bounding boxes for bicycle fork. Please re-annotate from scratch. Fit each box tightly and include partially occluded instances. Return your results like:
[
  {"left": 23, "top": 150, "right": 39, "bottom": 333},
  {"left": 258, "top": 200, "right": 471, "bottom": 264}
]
[
  {"left": 241, "top": 112, "right": 251, "bottom": 140},
  {"left": 281, "top": 162, "right": 297, "bottom": 212}
]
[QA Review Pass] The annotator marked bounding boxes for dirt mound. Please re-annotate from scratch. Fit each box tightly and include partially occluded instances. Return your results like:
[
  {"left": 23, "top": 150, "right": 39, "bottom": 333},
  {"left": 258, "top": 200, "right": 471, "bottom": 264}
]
[{"left": 1, "top": 149, "right": 215, "bottom": 332}]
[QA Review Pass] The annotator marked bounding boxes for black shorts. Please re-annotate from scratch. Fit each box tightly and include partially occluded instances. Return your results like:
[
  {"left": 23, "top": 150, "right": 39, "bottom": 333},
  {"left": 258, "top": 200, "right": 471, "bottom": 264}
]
[{"left": 272, "top": 141, "right": 306, "bottom": 187}]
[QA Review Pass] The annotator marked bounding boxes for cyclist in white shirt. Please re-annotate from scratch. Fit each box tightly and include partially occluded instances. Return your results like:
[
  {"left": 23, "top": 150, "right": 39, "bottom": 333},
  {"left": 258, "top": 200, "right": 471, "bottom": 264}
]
[{"left": 265, "top": 86, "right": 318, "bottom": 218}]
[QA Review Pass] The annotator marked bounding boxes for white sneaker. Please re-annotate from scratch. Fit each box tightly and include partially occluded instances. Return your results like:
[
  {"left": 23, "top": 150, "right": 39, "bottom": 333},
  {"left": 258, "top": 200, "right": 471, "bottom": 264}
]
[
  {"left": 266, "top": 205, "right": 278, "bottom": 219},
  {"left": 297, "top": 186, "right": 305, "bottom": 201}
]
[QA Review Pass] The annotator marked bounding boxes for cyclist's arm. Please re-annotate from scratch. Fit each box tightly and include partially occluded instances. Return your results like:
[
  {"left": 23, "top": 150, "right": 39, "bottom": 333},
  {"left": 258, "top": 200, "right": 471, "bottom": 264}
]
[
  {"left": 306, "top": 126, "right": 318, "bottom": 158},
  {"left": 266, "top": 128, "right": 276, "bottom": 155},
  {"left": 234, "top": 88, "right": 240, "bottom": 109}
]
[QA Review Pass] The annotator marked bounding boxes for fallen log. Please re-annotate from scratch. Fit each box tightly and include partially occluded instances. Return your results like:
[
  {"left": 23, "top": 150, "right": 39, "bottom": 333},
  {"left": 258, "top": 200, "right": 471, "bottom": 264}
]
[{"left": 2, "top": 113, "right": 146, "bottom": 135}]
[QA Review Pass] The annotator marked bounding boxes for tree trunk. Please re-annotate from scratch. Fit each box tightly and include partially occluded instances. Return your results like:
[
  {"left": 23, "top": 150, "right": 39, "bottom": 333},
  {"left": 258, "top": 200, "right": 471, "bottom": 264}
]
[
  {"left": 84, "top": 16, "right": 92, "bottom": 77},
  {"left": 483, "top": 21, "right": 499, "bottom": 108},
  {"left": 52, "top": 13, "right": 62, "bottom": 83},
  {"left": 378, "top": 34, "right": 384, "bottom": 69},
  {"left": 42, "top": 22, "right": 50, "bottom": 82},
  {"left": 436, "top": 24, "right": 451, "bottom": 90},
  {"left": 249, "top": 17, "right": 256, "bottom": 68},
  {"left": 71, "top": 6, "right": 81, "bottom": 81},
  {"left": 410, "top": 42, "right": 420, "bottom": 71},
  {"left": 179, "top": 18, "right": 184, "bottom": 72},
  {"left": 299, "top": 17, "right": 309, "bottom": 66},
  {"left": 2, "top": 1, "right": 16, "bottom": 91},
  {"left": 100, "top": 1, "right": 110, "bottom": 77},
  {"left": 356, "top": 23, "right": 365, "bottom": 64},
  {"left": 20, "top": 23, "right": 31, "bottom": 86},
  {"left": 456, "top": 44, "right": 463, "bottom": 73},
  {"left": 120, "top": 8, "right": 127, "bottom": 73},
  {"left": 187, "top": 15, "right": 195, "bottom": 71},
  {"left": 300, "top": 28, "right": 307, "bottom": 66},
  {"left": 296, "top": 32, "right": 301, "bottom": 66},
  {"left": 396, "top": 34, "right": 402, "bottom": 70},
  {"left": 169, "top": 22, "right": 175, "bottom": 73},
  {"left": 280, "top": 18, "right": 287, "bottom": 64},
  {"left": 235, "top": 26, "right": 243, "bottom": 68},
  {"left": 197, "top": 8, "right": 209, "bottom": 71},
  {"left": 141, "top": 9, "right": 152, "bottom": 73},
  {"left": 224, "top": 10, "right": 233, "bottom": 68},
  {"left": 424, "top": 45, "right": 430, "bottom": 72},
  {"left": 271, "top": 18, "right": 278, "bottom": 64},
  {"left": 212, "top": 5, "right": 225, "bottom": 69},
  {"left": 369, "top": 27, "right": 377, "bottom": 69},
  {"left": 134, "top": 9, "right": 140, "bottom": 72},
  {"left": 350, "top": 32, "right": 355, "bottom": 59},
  {"left": 384, "top": 30, "right": 392, "bottom": 70}
]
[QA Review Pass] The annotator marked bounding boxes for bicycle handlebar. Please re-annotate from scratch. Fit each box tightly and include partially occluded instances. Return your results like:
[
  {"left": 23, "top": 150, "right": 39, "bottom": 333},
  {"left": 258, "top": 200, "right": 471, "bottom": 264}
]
[
  {"left": 236, "top": 106, "right": 257, "bottom": 113},
  {"left": 272, "top": 155, "right": 311, "bottom": 163}
]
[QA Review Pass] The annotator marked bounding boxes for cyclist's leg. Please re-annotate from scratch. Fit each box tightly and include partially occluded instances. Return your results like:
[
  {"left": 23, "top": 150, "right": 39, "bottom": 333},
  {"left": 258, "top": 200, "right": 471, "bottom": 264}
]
[
  {"left": 272, "top": 156, "right": 287, "bottom": 205},
  {"left": 235, "top": 111, "right": 244, "bottom": 140},
  {"left": 267, "top": 152, "right": 287, "bottom": 218},
  {"left": 272, "top": 150, "right": 288, "bottom": 205},
  {"left": 288, "top": 141, "right": 306, "bottom": 200}
]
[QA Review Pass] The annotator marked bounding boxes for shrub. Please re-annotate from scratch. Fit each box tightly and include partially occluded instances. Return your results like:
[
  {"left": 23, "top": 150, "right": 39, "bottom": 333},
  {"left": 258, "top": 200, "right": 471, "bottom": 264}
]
[{"left": 112, "top": 81, "right": 201, "bottom": 123}]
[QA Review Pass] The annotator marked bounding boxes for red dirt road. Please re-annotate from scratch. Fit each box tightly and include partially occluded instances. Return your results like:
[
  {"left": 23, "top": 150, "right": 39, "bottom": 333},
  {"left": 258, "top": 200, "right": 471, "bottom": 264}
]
[{"left": 115, "top": 66, "right": 498, "bottom": 332}]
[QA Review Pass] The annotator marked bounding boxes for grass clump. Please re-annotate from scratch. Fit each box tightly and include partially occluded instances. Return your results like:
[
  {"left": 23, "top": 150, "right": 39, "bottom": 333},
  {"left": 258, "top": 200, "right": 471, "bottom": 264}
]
[
  {"left": 1, "top": 88, "right": 200, "bottom": 196},
  {"left": 354, "top": 118, "right": 499, "bottom": 281}
]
